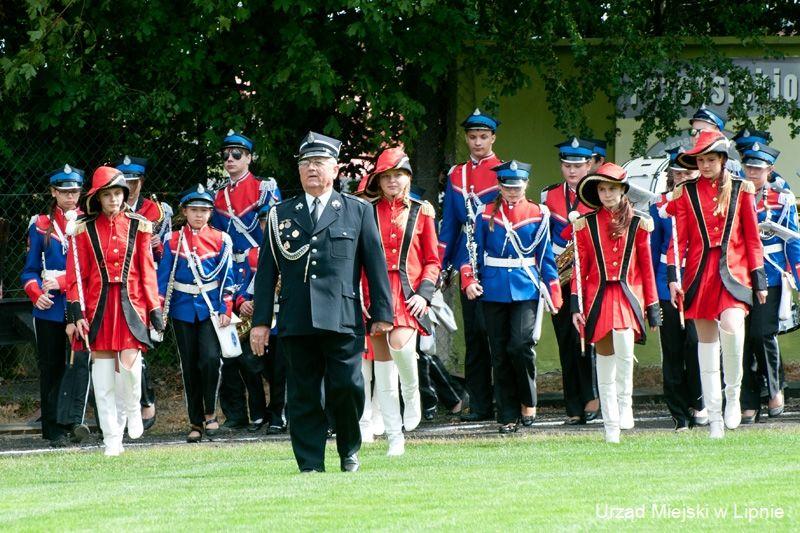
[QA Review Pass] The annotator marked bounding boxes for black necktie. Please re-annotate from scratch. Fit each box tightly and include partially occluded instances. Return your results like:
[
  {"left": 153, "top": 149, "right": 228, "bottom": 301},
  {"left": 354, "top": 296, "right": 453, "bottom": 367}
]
[{"left": 312, "top": 198, "right": 322, "bottom": 224}]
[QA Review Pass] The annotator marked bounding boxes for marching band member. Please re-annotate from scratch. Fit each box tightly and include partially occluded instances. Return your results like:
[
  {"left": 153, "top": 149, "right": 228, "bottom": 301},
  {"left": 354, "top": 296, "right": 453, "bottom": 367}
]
[
  {"left": 21, "top": 165, "right": 84, "bottom": 446},
  {"left": 571, "top": 163, "right": 661, "bottom": 443},
  {"left": 158, "top": 184, "right": 235, "bottom": 443},
  {"left": 664, "top": 131, "right": 767, "bottom": 438},
  {"left": 650, "top": 148, "right": 705, "bottom": 430},
  {"left": 462, "top": 160, "right": 562, "bottom": 434},
  {"left": 66, "top": 167, "right": 164, "bottom": 456},
  {"left": 234, "top": 204, "right": 287, "bottom": 434},
  {"left": 362, "top": 147, "right": 440, "bottom": 455},
  {"left": 439, "top": 109, "right": 501, "bottom": 422},
  {"left": 211, "top": 131, "right": 282, "bottom": 430},
  {"left": 740, "top": 143, "right": 799, "bottom": 422},
  {"left": 541, "top": 138, "right": 597, "bottom": 425},
  {"left": 589, "top": 139, "right": 607, "bottom": 173},
  {"left": 113, "top": 155, "right": 169, "bottom": 430}
]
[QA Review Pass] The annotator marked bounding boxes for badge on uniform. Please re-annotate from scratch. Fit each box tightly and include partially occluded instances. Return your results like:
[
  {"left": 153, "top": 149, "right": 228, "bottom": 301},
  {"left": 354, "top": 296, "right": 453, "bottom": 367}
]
[
  {"left": 331, "top": 199, "right": 341, "bottom": 209},
  {"left": 295, "top": 203, "right": 304, "bottom": 211}
]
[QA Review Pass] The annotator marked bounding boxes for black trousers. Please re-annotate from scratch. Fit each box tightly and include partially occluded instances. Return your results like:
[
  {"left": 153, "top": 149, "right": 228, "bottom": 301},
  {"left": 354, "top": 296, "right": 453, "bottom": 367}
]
[
  {"left": 552, "top": 282, "right": 596, "bottom": 417},
  {"left": 140, "top": 356, "right": 156, "bottom": 408},
  {"left": 460, "top": 292, "right": 493, "bottom": 416},
  {"left": 282, "top": 332, "right": 364, "bottom": 472},
  {"left": 659, "top": 299, "right": 703, "bottom": 426},
  {"left": 484, "top": 301, "right": 537, "bottom": 424},
  {"left": 173, "top": 318, "right": 222, "bottom": 427},
  {"left": 34, "top": 318, "right": 69, "bottom": 440},
  {"left": 742, "top": 286, "right": 785, "bottom": 410},
  {"left": 219, "top": 333, "right": 267, "bottom": 424}
]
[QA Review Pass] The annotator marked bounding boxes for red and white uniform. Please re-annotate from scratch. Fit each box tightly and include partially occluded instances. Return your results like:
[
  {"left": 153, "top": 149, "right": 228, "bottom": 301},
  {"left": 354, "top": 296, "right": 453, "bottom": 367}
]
[
  {"left": 66, "top": 211, "right": 161, "bottom": 351},
  {"left": 363, "top": 196, "right": 440, "bottom": 345},
  {"left": 571, "top": 208, "right": 659, "bottom": 343},
  {"left": 664, "top": 177, "right": 766, "bottom": 320},
  {"left": 128, "top": 196, "right": 165, "bottom": 259}
]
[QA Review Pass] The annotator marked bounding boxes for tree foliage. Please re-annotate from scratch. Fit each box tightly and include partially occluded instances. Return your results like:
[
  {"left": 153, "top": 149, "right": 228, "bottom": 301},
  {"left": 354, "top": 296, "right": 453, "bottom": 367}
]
[{"left": 1, "top": 0, "right": 799, "bottom": 184}]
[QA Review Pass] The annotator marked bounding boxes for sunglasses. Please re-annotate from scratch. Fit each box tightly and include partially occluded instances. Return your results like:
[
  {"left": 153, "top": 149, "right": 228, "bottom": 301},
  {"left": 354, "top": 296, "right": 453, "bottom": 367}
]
[{"left": 221, "top": 149, "right": 245, "bottom": 161}]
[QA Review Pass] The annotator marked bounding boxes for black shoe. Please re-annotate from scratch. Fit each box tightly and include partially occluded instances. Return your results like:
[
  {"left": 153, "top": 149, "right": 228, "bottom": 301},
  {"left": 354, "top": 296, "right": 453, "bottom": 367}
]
[
  {"left": 741, "top": 409, "right": 761, "bottom": 425},
  {"left": 142, "top": 415, "right": 156, "bottom": 431},
  {"left": 70, "top": 424, "right": 91, "bottom": 443},
  {"left": 521, "top": 415, "right": 536, "bottom": 427},
  {"left": 267, "top": 423, "right": 287, "bottom": 434},
  {"left": 221, "top": 418, "right": 248, "bottom": 431},
  {"left": 423, "top": 407, "right": 436, "bottom": 421},
  {"left": 248, "top": 419, "right": 266, "bottom": 432},
  {"left": 498, "top": 422, "right": 518, "bottom": 434},
  {"left": 565, "top": 416, "right": 585, "bottom": 425},
  {"left": 672, "top": 417, "right": 690, "bottom": 431},
  {"left": 340, "top": 454, "right": 359, "bottom": 472},
  {"left": 187, "top": 426, "right": 203, "bottom": 443},
  {"left": 460, "top": 412, "right": 493, "bottom": 422},
  {"left": 205, "top": 418, "right": 221, "bottom": 438},
  {"left": 584, "top": 410, "right": 600, "bottom": 422},
  {"left": 326, "top": 427, "right": 336, "bottom": 439},
  {"left": 768, "top": 405, "right": 784, "bottom": 418}
]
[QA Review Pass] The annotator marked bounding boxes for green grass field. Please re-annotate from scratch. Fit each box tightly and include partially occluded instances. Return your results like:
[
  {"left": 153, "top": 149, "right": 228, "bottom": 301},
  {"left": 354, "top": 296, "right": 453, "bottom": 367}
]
[{"left": 1, "top": 428, "right": 798, "bottom": 531}]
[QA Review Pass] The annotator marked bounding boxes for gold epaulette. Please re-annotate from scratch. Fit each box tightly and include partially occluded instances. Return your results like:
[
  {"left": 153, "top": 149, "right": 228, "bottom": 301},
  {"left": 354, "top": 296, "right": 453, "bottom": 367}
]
[
  {"left": 73, "top": 220, "right": 87, "bottom": 235},
  {"left": 672, "top": 184, "right": 685, "bottom": 200},
  {"left": 638, "top": 216, "right": 654, "bottom": 233},
  {"left": 573, "top": 216, "right": 587, "bottom": 231},
  {"left": 740, "top": 179, "right": 755, "bottom": 194},
  {"left": 419, "top": 200, "right": 436, "bottom": 217},
  {"left": 125, "top": 211, "right": 153, "bottom": 233}
]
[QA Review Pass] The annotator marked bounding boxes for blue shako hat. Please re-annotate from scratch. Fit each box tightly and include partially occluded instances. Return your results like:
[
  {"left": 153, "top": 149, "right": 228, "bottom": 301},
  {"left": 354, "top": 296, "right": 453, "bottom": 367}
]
[
  {"left": 113, "top": 155, "right": 148, "bottom": 180},
  {"left": 461, "top": 108, "right": 500, "bottom": 132},
  {"left": 732, "top": 128, "right": 772, "bottom": 153},
  {"left": 690, "top": 104, "right": 726, "bottom": 131},
  {"left": 179, "top": 183, "right": 215, "bottom": 208},
  {"left": 48, "top": 164, "right": 84, "bottom": 190},
  {"left": 297, "top": 131, "right": 342, "bottom": 161},
  {"left": 492, "top": 160, "right": 531, "bottom": 188},
  {"left": 222, "top": 130, "right": 254, "bottom": 152},
  {"left": 589, "top": 139, "right": 607, "bottom": 158},
  {"left": 555, "top": 137, "right": 595, "bottom": 163},
  {"left": 741, "top": 143, "right": 780, "bottom": 168}
]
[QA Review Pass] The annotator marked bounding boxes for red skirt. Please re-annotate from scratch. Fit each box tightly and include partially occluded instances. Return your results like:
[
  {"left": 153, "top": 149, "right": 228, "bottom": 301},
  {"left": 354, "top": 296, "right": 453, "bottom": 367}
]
[
  {"left": 74, "top": 284, "right": 147, "bottom": 352},
  {"left": 590, "top": 282, "right": 642, "bottom": 343},
  {"left": 685, "top": 247, "right": 748, "bottom": 321},
  {"left": 363, "top": 271, "right": 426, "bottom": 360}
]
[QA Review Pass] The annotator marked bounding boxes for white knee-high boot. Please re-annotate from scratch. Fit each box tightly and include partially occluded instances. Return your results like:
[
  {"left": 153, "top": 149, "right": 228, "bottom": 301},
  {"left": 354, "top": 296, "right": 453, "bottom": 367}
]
[
  {"left": 596, "top": 354, "right": 620, "bottom": 443},
  {"left": 390, "top": 335, "right": 421, "bottom": 431},
  {"left": 613, "top": 329, "right": 635, "bottom": 430},
  {"left": 359, "top": 358, "right": 374, "bottom": 443},
  {"left": 92, "top": 359, "right": 123, "bottom": 456},
  {"left": 119, "top": 353, "right": 143, "bottom": 439},
  {"left": 719, "top": 327, "right": 744, "bottom": 430},
  {"left": 374, "top": 360, "right": 404, "bottom": 456},
  {"left": 697, "top": 342, "right": 724, "bottom": 439}
]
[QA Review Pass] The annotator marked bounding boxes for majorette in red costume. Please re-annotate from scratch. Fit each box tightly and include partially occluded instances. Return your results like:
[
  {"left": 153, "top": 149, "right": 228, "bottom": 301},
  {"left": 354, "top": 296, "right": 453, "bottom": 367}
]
[
  {"left": 360, "top": 146, "right": 441, "bottom": 457},
  {"left": 571, "top": 162, "right": 661, "bottom": 443},
  {"left": 661, "top": 130, "right": 767, "bottom": 439}
]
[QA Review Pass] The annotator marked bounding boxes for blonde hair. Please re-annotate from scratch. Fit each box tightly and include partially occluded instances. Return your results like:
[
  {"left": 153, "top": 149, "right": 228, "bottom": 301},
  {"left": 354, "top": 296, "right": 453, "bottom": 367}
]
[{"left": 712, "top": 159, "right": 732, "bottom": 217}]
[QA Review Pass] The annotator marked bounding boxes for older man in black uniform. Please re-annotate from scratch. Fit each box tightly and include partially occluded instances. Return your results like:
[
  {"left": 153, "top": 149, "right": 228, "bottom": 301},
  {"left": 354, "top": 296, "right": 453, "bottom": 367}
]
[{"left": 250, "top": 132, "right": 393, "bottom": 473}]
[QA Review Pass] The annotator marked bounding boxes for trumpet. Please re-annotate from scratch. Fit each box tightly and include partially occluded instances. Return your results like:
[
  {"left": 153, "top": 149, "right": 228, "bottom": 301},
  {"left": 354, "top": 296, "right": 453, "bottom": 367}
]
[{"left": 555, "top": 242, "right": 574, "bottom": 286}]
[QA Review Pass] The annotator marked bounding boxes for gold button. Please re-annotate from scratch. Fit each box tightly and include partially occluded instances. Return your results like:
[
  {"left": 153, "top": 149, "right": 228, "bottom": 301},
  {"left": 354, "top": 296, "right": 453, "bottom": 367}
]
[
  {"left": 391, "top": 234, "right": 396, "bottom": 238},
  {"left": 114, "top": 262, "right": 119, "bottom": 266},
  {"left": 612, "top": 261, "right": 618, "bottom": 266},
  {"left": 714, "top": 227, "right": 719, "bottom": 232},
  {"left": 114, "top": 276, "right": 120, "bottom": 281},
  {"left": 113, "top": 249, "right": 119, "bottom": 253},
  {"left": 392, "top": 249, "right": 397, "bottom": 253},
  {"left": 112, "top": 236, "right": 117, "bottom": 240}
]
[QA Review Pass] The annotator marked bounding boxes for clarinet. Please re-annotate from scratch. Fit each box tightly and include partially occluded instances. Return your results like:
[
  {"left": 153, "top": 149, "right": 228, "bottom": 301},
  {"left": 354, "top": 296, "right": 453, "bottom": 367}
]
[{"left": 464, "top": 186, "right": 480, "bottom": 283}]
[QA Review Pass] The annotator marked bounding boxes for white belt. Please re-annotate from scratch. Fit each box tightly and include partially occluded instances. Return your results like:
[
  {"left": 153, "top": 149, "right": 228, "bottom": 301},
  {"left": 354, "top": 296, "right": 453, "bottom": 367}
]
[
  {"left": 232, "top": 252, "right": 248, "bottom": 263},
  {"left": 763, "top": 243, "right": 784, "bottom": 255},
  {"left": 484, "top": 256, "right": 536, "bottom": 268},
  {"left": 174, "top": 280, "right": 220, "bottom": 295},
  {"left": 41, "top": 269, "right": 66, "bottom": 280},
  {"left": 552, "top": 243, "right": 566, "bottom": 256}
]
